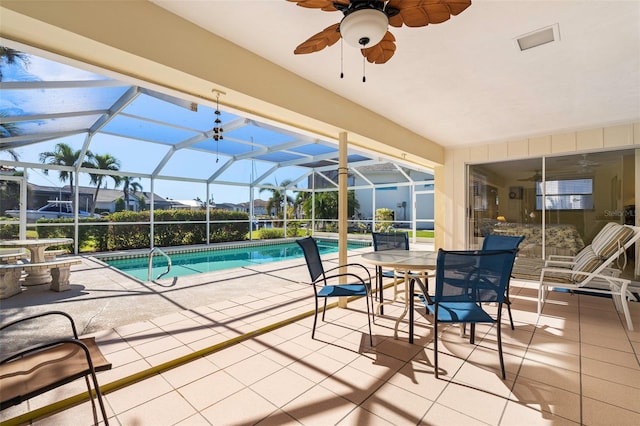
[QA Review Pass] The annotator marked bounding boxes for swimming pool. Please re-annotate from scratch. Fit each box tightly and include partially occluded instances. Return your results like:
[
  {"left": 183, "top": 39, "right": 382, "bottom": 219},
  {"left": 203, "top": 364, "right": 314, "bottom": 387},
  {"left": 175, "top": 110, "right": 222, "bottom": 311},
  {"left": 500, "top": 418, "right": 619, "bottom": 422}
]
[{"left": 103, "top": 239, "right": 370, "bottom": 281}]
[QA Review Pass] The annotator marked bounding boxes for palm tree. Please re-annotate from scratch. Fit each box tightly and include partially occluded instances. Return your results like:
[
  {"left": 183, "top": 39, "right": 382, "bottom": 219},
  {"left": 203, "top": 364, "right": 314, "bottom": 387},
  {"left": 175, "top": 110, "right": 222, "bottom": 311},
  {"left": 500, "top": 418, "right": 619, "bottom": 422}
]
[
  {"left": 121, "top": 176, "right": 143, "bottom": 211},
  {"left": 39, "top": 142, "right": 94, "bottom": 201},
  {"left": 0, "top": 46, "right": 30, "bottom": 81},
  {"left": 293, "top": 191, "right": 310, "bottom": 219},
  {"left": 87, "top": 153, "right": 121, "bottom": 214},
  {"left": 259, "top": 179, "right": 294, "bottom": 218},
  {"left": 304, "top": 190, "right": 360, "bottom": 229},
  {"left": 0, "top": 112, "right": 21, "bottom": 140}
]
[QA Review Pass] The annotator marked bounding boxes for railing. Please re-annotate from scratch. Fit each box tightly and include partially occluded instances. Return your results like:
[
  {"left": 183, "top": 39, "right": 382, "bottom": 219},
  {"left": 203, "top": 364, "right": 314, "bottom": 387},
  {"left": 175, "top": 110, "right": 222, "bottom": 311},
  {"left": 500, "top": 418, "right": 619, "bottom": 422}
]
[{"left": 148, "top": 247, "right": 172, "bottom": 281}]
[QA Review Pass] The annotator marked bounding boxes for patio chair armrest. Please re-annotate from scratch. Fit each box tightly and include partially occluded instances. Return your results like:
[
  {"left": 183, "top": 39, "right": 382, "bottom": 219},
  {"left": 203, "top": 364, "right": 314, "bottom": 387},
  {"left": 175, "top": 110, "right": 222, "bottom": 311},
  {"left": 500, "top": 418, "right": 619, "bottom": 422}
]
[
  {"left": 547, "top": 254, "right": 576, "bottom": 262},
  {"left": 0, "top": 310, "right": 79, "bottom": 338},
  {"left": 541, "top": 266, "right": 574, "bottom": 274},
  {"left": 323, "top": 263, "right": 372, "bottom": 281},
  {"left": 544, "top": 259, "right": 575, "bottom": 267},
  {"left": 316, "top": 272, "right": 367, "bottom": 287}
]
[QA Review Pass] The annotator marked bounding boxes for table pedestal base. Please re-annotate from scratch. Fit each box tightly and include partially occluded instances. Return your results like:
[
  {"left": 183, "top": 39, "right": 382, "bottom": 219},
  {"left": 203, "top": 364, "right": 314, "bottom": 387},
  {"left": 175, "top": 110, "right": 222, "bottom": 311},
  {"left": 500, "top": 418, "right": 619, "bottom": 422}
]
[{"left": 24, "top": 269, "right": 53, "bottom": 286}]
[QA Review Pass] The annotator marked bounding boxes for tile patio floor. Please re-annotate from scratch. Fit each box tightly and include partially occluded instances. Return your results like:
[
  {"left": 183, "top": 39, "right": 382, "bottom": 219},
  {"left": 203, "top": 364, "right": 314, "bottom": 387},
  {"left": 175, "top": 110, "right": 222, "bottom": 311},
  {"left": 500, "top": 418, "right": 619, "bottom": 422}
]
[{"left": 1, "top": 246, "right": 639, "bottom": 425}]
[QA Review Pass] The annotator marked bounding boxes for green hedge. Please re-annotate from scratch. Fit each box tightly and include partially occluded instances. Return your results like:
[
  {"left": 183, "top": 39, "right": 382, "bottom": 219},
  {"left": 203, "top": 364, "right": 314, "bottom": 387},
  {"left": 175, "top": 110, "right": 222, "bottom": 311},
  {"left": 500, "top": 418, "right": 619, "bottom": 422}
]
[
  {"left": 35, "top": 217, "right": 109, "bottom": 252},
  {"left": 105, "top": 209, "right": 249, "bottom": 250},
  {"left": 259, "top": 228, "right": 284, "bottom": 239},
  {"left": 32, "top": 209, "right": 250, "bottom": 252},
  {"left": 0, "top": 217, "right": 19, "bottom": 239}
]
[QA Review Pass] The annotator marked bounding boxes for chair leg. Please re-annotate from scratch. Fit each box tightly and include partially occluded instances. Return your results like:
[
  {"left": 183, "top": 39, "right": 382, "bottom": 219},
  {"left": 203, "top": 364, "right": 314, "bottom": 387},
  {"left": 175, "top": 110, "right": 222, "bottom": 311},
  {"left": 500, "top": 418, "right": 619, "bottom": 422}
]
[
  {"left": 312, "top": 297, "right": 319, "bottom": 339},
  {"left": 506, "top": 299, "right": 515, "bottom": 330},
  {"left": 497, "top": 309, "right": 506, "bottom": 379},
  {"left": 505, "top": 284, "right": 515, "bottom": 330},
  {"left": 470, "top": 323, "right": 476, "bottom": 344},
  {"left": 321, "top": 298, "right": 328, "bottom": 321},
  {"left": 434, "top": 306, "right": 439, "bottom": 379},
  {"left": 365, "top": 290, "right": 373, "bottom": 346},
  {"left": 87, "top": 370, "right": 109, "bottom": 425}
]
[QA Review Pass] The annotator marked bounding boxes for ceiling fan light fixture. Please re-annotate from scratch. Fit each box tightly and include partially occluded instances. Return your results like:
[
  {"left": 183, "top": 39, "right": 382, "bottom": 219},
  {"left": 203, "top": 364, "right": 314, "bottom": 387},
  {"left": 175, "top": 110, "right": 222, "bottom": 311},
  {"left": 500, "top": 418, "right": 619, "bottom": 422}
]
[{"left": 340, "top": 8, "right": 388, "bottom": 48}]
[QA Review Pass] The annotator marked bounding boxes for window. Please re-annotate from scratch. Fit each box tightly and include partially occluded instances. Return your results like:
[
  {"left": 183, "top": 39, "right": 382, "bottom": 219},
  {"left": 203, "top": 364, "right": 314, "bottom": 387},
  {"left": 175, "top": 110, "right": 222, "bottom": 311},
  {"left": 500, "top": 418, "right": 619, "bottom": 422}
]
[{"left": 536, "top": 178, "right": 593, "bottom": 210}]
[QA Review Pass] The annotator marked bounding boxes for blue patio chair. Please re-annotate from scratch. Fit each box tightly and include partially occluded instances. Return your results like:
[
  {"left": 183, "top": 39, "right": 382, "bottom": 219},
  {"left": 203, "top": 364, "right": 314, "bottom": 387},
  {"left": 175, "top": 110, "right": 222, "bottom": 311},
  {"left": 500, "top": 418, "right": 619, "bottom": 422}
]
[
  {"left": 296, "top": 237, "right": 374, "bottom": 346},
  {"left": 482, "top": 234, "right": 524, "bottom": 329},
  {"left": 372, "top": 232, "right": 430, "bottom": 314},
  {"left": 411, "top": 249, "right": 518, "bottom": 379}
]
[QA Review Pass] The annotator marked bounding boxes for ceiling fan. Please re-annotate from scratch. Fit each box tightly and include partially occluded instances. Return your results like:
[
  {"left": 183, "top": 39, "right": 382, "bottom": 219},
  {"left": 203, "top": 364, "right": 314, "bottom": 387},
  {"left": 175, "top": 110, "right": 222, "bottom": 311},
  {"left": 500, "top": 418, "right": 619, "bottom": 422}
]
[
  {"left": 576, "top": 154, "right": 600, "bottom": 173},
  {"left": 518, "top": 170, "right": 542, "bottom": 182},
  {"left": 288, "top": 0, "right": 473, "bottom": 65}
]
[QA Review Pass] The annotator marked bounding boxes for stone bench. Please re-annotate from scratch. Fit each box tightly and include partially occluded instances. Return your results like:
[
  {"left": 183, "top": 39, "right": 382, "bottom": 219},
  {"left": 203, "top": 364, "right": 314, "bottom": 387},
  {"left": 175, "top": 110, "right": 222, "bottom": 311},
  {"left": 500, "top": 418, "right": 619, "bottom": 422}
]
[
  {"left": 0, "top": 250, "right": 29, "bottom": 264},
  {"left": 44, "top": 249, "right": 68, "bottom": 261},
  {"left": 0, "top": 257, "right": 83, "bottom": 299}
]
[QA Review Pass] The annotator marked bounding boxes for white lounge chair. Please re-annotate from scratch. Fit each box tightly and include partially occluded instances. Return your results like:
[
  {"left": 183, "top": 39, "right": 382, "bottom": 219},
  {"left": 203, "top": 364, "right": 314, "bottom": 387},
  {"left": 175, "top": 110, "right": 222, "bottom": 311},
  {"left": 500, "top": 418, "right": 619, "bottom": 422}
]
[{"left": 533, "top": 223, "right": 640, "bottom": 331}]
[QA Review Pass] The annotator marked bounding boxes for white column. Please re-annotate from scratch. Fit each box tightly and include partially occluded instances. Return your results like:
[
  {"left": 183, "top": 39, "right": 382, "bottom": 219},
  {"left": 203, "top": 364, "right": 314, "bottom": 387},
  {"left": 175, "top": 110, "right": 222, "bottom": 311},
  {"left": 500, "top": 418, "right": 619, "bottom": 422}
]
[{"left": 338, "top": 132, "right": 348, "bottom": 307}]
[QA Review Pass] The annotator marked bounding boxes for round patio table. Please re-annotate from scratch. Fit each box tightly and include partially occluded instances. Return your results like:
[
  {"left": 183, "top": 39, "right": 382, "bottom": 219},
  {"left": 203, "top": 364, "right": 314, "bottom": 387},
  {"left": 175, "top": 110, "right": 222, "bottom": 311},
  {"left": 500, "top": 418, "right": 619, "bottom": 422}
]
[
  {"left": 0, "top": 238, "right": 73, "bottom": 285},
  {"left": 361, "top": 250, "right": 437, "bottom": 339}
]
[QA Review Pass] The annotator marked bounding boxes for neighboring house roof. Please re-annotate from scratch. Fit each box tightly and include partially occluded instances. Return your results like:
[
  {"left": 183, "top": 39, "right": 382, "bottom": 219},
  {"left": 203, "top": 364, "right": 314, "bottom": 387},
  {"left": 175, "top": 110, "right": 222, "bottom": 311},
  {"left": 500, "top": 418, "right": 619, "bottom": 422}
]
[
  {"left": 238, "top": 199, "right": 268, "bottom": 209},
  {"left": 215, "top": 203, "right": 243, "bottom": 210}
]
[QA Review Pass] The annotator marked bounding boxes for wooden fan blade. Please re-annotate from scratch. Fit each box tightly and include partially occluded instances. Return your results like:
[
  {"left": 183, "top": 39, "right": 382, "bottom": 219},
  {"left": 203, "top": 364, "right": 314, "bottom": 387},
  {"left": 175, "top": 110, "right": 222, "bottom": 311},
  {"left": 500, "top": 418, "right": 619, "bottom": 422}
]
[
  {"left": 287, "top": 0, "right": 349, "bottom": 12},
  {"left": 387, "top": 0, "right": 472, "bottom": 28},
  {"left": 294, "top": 23, "right": 341, "bottom": 55},
  {"left": 361, "top": 31, "right": 396, "bottom": 64}
]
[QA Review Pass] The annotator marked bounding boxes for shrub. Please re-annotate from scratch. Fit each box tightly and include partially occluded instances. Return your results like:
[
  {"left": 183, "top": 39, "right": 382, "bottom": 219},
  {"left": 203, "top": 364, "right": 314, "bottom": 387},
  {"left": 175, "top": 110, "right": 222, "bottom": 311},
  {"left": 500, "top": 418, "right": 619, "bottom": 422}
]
[
  {"left": 259, "top": 228, "right": 284, "bottom": 239},
  {"left": 375, "top": 208, "right": 394, "bottom": 232},
  {"left": 0, "top": 218, "right": 19, "bottom": 239}
]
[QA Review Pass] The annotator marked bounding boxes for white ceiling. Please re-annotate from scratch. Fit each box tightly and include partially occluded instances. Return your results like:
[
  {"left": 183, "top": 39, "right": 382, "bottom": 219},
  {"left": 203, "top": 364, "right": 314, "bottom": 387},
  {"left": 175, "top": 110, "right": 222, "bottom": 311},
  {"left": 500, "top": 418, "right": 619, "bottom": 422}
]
[{"left": 153, "top": 0, "right": 639, "bottom": 149}]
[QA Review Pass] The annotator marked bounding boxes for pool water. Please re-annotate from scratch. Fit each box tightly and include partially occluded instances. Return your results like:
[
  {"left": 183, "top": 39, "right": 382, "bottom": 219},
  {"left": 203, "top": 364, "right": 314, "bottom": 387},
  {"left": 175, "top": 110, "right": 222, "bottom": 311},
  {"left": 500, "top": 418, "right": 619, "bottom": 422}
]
[{"left": 104, "top": 240, "right": 368, "bottom": 281}]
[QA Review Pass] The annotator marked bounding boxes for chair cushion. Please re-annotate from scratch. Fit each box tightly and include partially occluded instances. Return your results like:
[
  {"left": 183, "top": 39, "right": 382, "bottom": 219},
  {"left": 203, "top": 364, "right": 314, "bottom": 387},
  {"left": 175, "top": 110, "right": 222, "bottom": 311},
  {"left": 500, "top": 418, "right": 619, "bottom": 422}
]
[
  {"left": 318, "top": 284, "right": 368, "bottom": 297},
  {"left": 591, "top": 223, "right": 634, "bottom": 259},
  {"left": 571, "top": 246, "right": 602, "bottom": 282},
  {"left": 424, "top": 301, "right": 495, "bottom": 323}
]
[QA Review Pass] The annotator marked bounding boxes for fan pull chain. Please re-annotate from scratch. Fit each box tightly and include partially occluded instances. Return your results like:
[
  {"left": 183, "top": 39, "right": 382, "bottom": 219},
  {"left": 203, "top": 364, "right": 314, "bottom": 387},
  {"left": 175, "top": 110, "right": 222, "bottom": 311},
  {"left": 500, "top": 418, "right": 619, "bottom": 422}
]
[
  {"left": 362, "top": 55, "right": 366, "bottom": 83},
  {"left": 340, "top": 38, "right": 344, "bottom": 79}
]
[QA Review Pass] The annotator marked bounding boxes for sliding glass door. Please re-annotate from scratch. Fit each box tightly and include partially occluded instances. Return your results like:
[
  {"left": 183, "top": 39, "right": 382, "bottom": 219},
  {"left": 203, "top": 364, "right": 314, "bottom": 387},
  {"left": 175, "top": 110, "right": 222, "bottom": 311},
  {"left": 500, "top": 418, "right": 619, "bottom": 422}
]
[{"left": 468, "top": 149, "right": 636, "bottom": 276}]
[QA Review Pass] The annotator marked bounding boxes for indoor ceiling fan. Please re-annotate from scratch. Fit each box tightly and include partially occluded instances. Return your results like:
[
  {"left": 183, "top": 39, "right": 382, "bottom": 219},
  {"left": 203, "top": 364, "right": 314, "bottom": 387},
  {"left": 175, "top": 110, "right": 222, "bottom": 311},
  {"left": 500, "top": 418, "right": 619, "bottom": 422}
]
[
  {"left": 288, "top": 0, "right": 472, "bottom": 65},
  {"left": 518, "top": 170, "right": 542, "bottom": 182}
]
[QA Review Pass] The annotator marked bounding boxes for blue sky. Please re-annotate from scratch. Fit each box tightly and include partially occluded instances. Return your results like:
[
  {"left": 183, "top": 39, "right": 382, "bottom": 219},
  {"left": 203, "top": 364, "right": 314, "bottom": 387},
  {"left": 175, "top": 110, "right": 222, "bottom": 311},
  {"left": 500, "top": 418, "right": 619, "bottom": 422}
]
[{"left": 1, "top": 52, "right": 309, "bottom": 204}]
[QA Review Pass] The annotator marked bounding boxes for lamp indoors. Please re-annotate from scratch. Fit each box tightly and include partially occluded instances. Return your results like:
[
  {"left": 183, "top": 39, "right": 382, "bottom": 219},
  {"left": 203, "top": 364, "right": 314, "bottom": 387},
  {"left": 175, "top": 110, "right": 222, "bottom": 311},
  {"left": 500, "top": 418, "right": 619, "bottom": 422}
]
[{"left": 340, "top": 8, "right": 388, "bottom": 47}]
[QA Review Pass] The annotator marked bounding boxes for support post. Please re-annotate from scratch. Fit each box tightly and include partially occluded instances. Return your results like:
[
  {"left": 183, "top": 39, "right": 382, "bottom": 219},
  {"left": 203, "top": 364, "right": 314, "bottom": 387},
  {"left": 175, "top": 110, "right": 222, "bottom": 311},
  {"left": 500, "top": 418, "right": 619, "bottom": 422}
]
[{"left": 338, "top": 132, "right": 348, "bottom": 307}]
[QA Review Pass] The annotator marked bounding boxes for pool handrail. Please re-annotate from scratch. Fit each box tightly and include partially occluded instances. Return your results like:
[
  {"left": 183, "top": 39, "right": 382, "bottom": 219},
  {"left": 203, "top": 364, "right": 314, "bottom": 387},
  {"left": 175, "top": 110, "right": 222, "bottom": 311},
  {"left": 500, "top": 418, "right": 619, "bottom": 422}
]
[{"left": 148, "top": 247, "right": 172, "bottom": 281}]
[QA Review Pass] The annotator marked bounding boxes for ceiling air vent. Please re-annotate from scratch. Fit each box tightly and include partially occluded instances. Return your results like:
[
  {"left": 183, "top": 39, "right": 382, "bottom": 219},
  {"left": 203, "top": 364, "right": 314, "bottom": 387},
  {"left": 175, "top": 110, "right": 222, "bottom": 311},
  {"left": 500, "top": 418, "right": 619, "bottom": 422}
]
[{"left": 515, "top": 24, "right": 560, "bottom": 51}]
